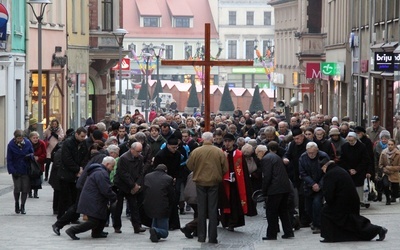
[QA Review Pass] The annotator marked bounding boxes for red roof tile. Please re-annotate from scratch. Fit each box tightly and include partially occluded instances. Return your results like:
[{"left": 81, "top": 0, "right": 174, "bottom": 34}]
[
  {"left": 136, "top": 0, "right": 162, "bottom": 16},
  {"left": 166, "top": 0, "right": 193, "bottom": 16}
]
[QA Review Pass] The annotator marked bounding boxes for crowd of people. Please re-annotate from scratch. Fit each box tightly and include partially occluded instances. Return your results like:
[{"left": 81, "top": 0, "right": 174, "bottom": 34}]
[{"left": 7, "top": 107, "right": 394, "bottom": 243}]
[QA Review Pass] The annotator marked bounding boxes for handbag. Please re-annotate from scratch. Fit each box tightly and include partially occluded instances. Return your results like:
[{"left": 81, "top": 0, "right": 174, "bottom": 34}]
[
  {"left": 367, "top": 178, "right": 377, "bottom": 201},
  {"left": 29, "top": 159, "right": 41, "bottom": 178},
  {"left": 382, "top": 174, "right": 391, "bottom": 188}
]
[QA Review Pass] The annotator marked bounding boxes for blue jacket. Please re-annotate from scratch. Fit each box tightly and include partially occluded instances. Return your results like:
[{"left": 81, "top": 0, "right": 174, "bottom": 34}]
[
  {"left": 7, "top": 138, "right": 34, "bottom": 175},
  {"left": 77, "top": 163, "right": 116, "bottom": 220},
  {"left": 299, "top": 151, "right": 329, "bottom": 195}
]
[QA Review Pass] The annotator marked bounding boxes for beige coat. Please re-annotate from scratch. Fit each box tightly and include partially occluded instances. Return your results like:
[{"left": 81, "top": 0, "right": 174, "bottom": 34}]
[{"left": 379, "top": 148, "right": 400, "bottom": 183}]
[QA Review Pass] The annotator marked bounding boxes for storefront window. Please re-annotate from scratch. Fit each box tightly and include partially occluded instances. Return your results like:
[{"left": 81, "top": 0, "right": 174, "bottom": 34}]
[{"left": 48, "top": 73, "right": 64, "bottom": 127}]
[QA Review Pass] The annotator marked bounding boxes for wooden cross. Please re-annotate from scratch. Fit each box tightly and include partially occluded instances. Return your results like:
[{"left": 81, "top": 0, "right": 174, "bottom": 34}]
[{"left": 161, "top": 23, "right": 254, "bottom": 132}]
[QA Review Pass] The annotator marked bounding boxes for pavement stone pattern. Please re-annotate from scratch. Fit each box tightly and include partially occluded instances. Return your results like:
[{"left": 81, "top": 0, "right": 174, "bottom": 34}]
[{"left": 0, "top": 166, "right": 399, "bottom": 250}]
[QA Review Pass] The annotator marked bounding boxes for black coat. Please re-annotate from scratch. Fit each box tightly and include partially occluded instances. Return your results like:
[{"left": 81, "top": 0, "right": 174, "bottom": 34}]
[
  {"left": 153, "top": 146, "right": 181, "bottom": 179},
  {"left": 284, "top": 139, "right": 310, "bottom": 187},
  {"left": 321, "top": 164, "right": 381, "bottom": 242},
  {"left": 58, "top": 136, "right": 88, "bottom": 182},
  {"left": 261, "top": 152, "right": 292, "bottom": 196},
  {"left": 113, "top": 151, "right": 144, "bottom": 193},
  {"left": 77, "top": 164, "right": 116, "bottom": 220},
  {"left": 143, "top": 169, "right": 174, "bottom": 219},
  {"left": 340, "top": 141, "right": 371, "bottom": 186}
]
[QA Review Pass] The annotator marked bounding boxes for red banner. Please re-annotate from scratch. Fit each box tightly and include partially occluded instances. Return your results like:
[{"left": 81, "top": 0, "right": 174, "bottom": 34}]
[
  {"left": 306, "top": 63, "right": 321, "bottom": 79},
  {"left": 300, "top": 83, "right": 315, "bottom": 93},
  {"left": 112, "top": 58, "right": 130, "bottom": 70}
]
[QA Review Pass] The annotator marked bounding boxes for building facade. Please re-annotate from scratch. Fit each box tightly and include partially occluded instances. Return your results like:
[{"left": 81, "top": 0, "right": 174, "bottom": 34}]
[{"left": 0, "top": 1, "right": 26, "bottom": 165}]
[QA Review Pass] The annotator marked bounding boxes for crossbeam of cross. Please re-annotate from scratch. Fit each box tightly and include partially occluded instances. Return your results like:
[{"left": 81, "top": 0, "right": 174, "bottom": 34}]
[{"left": 161, "top": 23, "right": 254, "bottom": 131}]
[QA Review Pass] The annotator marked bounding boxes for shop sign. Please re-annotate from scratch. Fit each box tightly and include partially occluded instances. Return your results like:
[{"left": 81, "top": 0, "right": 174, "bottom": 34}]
[{"left": 374, "top": 52, "right": 394, "bottom": 72}]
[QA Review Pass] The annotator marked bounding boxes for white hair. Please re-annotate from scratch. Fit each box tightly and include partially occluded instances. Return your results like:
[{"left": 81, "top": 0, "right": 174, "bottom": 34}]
[
  {"left": 255, "top": 145, "right": 268, "bottom": 153},
  {"left": 306, "top": 141, "right": 319, "bottom": 150},
  {"left": 202, "top": 132, "right": 213, "bottom": 142},
  {"left": 102, "top": 156, "right": 116, "bottom": 166},
  {"left": 106, "top": 144, "right": 120, "bottom": 154}
]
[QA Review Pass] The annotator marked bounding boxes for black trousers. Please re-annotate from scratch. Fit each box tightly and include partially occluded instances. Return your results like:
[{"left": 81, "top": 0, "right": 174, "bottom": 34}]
[
  {"left": 55, "top": 189, "right": 81, "bottom": 229},
  {"left": 196, "top": 185, "right": 219, "bottom": 242},
  {"left": 58, "top": 180, "right": 78, "bottom": 219},
  {"left": 67, "top": 216, "right": 106, "bottom": 237},
  {"left": 265, "top": 193, "right": 293, "bottom": 238},
  {"left": 113, "top": 190, "right": 141, "bottom": 230}
]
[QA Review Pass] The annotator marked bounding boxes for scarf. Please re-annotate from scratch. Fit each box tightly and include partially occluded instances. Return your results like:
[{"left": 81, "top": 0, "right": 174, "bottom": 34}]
[{"left": 380, "top": 141, "right": 388, "bottom": 150}]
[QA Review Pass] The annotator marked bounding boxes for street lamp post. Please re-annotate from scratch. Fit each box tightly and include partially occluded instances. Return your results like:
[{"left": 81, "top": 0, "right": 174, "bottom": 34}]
[
  {"left": 113, "top": 28, "right": 128, "bottom": 120},
  {"left": 27, "top": 0, "right": 52, "bottom": 138},
  {"left": 142, "top": 43, "right": 153, "bottom": 123},
  {"left": 153, "top": 44, "right": 165, "bottom": 112}
]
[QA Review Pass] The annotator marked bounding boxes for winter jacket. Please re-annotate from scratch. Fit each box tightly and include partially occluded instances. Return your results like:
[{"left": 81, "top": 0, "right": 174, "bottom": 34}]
[
  {"left": 113, "top": 151, "right": 144, "bottom": 194},
  {"left": 261, "top": 152, "right": 292, "bottom": 196},
  {"left": 187, "top": 142, "right": 228, "bottom": 186},
  {"left": 77, "top": 163, "right": 116, "bottom": 220},
  {"left": 148, "top": 135, "right": 166, "bottom": 158},
  {"left": 340, "top": 141, "right": 371, "bottom": 187},
  {"left": 44, "top": 126, "right": 64, "bottom": 158},
  {"left": 379, "top": 148, "right": 400, "bottom": 183},
  {"left": 143, "top": 169, "right": 174, "bottom": 219},
  {"left": 7, "top": 138, "right": 34, "bottom": 175},
  {"left": 299, "top": 151, "right": 329, "bottom": 195},
  {"left": 58, "top": 136, "right": 88, "bottom": 183}
]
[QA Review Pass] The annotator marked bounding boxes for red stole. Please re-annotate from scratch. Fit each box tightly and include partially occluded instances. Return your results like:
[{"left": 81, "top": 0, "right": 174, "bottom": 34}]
[{"left": 223, "top": 149, "right": 248, "bottom": 214}]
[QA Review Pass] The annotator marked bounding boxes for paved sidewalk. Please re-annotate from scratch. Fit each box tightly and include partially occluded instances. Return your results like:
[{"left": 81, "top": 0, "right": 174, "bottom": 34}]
[{"left": 0, "top": 166, "right": 399, "bottom": 249}]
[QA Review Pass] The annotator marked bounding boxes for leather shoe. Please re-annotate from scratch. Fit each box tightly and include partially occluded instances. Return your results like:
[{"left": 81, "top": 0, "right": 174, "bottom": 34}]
[
  {"left": 114, "top": 228, "right": 122, "bottom": 233},
  {"left": 180, "top": 227, "right": 193, "bottom": 239},
  {"left": 149, "top": 228, "right": 159, "bottom": 242},
  {"left": 52, "top": 224, "right": 60, "bottom": 236},
  {"left": 227, "top": 226, "right": 234, "bottom": 232},
  {"left": 262, "top": 236, "right": 277, "bottom": 240},
  {"left": 92, "top": 232, "right": 107, "bottom": 238},
  {"left": 66, "top": 229, "right": 80, "bottom": 240},
  {"left": 209, "top": 239, "right": 218, "bottom": 244},
  {"left": 198, "top": 238, "right": 205, "bottom": 243},
  {"left": 376, "top": 227, "right": 388, "bottom": 241},
  {"left": 134, "top": 227, "right": 146, "bottom": 233},
  {"left": 320, "top": 239, "right": 332, "bottom": 243},
  {"left": 282, "top": 233, "right": 294, "bottom": 239}
]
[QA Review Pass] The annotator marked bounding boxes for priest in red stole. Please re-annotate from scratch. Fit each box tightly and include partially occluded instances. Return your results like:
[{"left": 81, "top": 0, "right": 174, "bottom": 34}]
[{"left": 219, "top": 133, "right": 256, "bottom": 231}]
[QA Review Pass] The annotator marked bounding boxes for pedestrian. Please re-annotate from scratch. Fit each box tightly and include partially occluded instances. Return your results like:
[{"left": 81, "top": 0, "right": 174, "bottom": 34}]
[
  {"left": 152, "top": 135, "right": 182, "bottom": 230},
  {"left": 7, "top": 129, "right": 34, "bottom": 214},
  {"left": 43, "top": 119, "right": 64, "bottom": 181},
  {"left": 219, "top": 133, "right": 253, "bottom": 232},
  {"left": 28, "top": 131, "right": 46, "bottom": 199},
  {"left": 340, "top": 132, "right": 372, "bottom": 205},
  {"left": 320, "top": 161, "right": 387, "bottom": 242},
  {"left": 143, "top": 164, "right": 175, "bottom": 243},
  {"left": 65, "top": 157, "right": 117, "bottom": 240},
  {"left": 299, "top": 142, "right": 329, "bottom": 234},
  {"left": 56, "top": 127, "right": 88, "bottom": 219},
  {"left": 180, "top": 171, "right": 198, "bottom": 239},
  {"left": 187, "top": 132, "right": 228, "bottom": 244},
  {"left": 261, "top": 141, "right": 294, "bottom": 240},
  {"left": 112, "top": 142, "right": 146, "bottom": 234},
  {"left": 378, "top": 138, "right": 400, "bottom": 205}
]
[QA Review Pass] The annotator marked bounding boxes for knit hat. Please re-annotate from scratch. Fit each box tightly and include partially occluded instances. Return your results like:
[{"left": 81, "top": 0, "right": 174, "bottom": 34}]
[
  {"left": 329, "top": 128, "right": 340, "bottom": 136},
  {"left": 379, "top": 130, "right": 391, "bottom": 139},
  {"left": 332, "top": 117, "right": 339, "bottom": 122},
  {"left": 29, "top": 118, "right": 38, "bottom": 126},
  {"left": 347, "top": 132, "right": 357, "bottom": 138}
]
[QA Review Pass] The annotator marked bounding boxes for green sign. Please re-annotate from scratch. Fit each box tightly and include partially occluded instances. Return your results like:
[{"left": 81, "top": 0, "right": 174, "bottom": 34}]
[
  {"left": 232, "top": 67, "right": 266, "bottom": 74},
  {"left": 258, "top": 82, "right": 270, "bottom": 89},
  {"left": 321, "top": 62, "right": 338, "bottom": 76}
]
